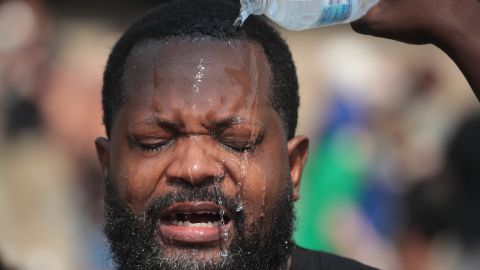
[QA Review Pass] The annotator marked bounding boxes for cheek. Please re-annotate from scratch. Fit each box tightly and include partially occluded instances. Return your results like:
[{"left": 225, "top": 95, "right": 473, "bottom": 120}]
[
  {"left": 111, "top": 147, "right": 168, "bottom": 211},
  {"left": 241, "top": 151, "right": 289, "bottom": 226}
]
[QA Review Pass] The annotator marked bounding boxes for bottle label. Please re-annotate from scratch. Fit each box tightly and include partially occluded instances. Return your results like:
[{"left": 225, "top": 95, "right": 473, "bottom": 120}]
[{"left": 318, "top": 0, "right": 353, "bottom": 25}]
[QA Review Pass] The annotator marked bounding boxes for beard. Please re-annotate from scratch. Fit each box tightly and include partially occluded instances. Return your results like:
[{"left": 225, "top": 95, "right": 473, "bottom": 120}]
[{"left": 103, "top": 176, "right": 296, "bottom": 270}]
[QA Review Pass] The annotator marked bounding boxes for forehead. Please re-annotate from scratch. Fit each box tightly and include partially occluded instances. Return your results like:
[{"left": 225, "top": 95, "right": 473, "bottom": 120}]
[{"left": 120, "top": 38, "right": 272, "bottom": 123}]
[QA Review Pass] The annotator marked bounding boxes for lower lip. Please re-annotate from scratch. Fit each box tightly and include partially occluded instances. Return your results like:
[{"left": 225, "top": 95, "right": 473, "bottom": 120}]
[{"left": 159, "top": 222, "right": 232, "bottom": 244}]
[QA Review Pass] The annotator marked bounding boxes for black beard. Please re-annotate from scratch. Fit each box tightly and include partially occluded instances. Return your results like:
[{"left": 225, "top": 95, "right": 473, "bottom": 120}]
[{"left": 103, "top": 177, "right": 296, "bottom": 270}]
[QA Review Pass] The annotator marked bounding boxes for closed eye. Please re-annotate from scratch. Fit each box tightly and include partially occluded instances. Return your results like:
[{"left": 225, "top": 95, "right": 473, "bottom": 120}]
[
  {"left": 132, "top": 137, "right": 173, "bottom": 152},
  {"left": 221, "top": 139, "right": 256, "bottom": 153},
  {"left": 218, "top": 133, "right": 264, "bottom": 153},
  {"left": 138, "top": 141, "right": 170, "bottom": 152}
]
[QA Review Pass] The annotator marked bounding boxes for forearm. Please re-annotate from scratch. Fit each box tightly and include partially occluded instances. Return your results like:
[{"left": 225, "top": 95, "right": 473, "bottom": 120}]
[
  {"left": 424, "top": 0, "right": 480, "bottom": 100},
  {"left": 437, "top": 28, "right": 480, "bottom": 100},
  {"left": 351, "top": 0, "right": 480, "bottom": 100}
]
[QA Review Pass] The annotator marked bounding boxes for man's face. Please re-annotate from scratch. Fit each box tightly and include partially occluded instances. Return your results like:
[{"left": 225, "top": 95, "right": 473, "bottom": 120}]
[{"left": 96, "top": 39, "right": 308, "bottom": 269}]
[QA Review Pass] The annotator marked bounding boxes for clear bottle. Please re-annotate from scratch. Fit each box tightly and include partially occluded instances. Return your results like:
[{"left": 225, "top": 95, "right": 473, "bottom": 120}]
[{"left": 237, "top": 0, "right": 379, "bottom": 30}]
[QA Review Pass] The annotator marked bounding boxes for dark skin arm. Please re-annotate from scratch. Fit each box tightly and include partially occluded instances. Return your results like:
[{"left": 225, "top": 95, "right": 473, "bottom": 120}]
[{"left": 351, "top": 0, "right": 480, "bottom": 100}]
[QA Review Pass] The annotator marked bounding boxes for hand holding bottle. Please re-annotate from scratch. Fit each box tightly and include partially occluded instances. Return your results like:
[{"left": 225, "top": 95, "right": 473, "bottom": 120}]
[
  {"left": 237, "top": 0, "right": 379, "bottom": 30},
  {"left": 351, "top": 0, "right": 480, "bottom": 98}
]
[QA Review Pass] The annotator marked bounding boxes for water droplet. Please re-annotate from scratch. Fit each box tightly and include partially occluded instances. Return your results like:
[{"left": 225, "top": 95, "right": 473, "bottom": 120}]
[
  {"left": 235, "top": 201, "right": 244, "bottom": 212},
  {"left": 233, "top": 16, "right": 243, "bottom": 29},
  {"left": 220, "top": 249, "right": 228, "bottom": 257},
  {"left": 219, "top": 214, "right": 225, "bottom": 230},
  {"left": 213, "top": 170, "right": 229, "bottom": 254},
  {"left": 192, "top": 58, "right": 205, "bottom": 94},
  {"left": 214, "top": 177, "right": 223, "bottom": 206},
  {"left": 221, "top": 230, "right": 228, "bottom": 241},
  {"left": 233, "top": 7, "right": 250, "bottom": 29}
]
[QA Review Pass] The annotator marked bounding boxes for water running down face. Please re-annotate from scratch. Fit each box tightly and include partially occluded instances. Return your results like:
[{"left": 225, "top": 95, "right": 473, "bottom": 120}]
[{"left": 95, "top": 39, "right": 309, "bottom": 269}]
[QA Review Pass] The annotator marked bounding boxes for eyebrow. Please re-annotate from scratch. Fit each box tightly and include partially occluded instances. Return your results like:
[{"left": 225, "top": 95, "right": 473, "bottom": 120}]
[
  {"left": 210, "top": 116, "right": 265, "bottom": 139},
  {"left": 210, "top": 116, "right": 248, "bottom": 131},
  {"left": 129, "top": 115, "right": 259, "bottom": 134},
  {"left": 129, "top": 116, "right": 184, "bottom": 133}
]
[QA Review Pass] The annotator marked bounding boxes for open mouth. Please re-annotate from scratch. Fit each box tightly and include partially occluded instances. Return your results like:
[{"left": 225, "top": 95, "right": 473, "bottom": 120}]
[
  {"left": 164, "top": 212, "right": 226, "bottom": 227},
  {"left": 158, "top": 201, "right": 232, "bottom": 244}
]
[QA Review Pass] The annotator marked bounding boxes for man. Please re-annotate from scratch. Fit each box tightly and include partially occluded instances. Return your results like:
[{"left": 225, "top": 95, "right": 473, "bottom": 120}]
[
  {"left": 94, "top": 0, "right": 480, "bottom": 269},
  {"left": 95, "top": 0, "right": 373, "bottom": 269}
]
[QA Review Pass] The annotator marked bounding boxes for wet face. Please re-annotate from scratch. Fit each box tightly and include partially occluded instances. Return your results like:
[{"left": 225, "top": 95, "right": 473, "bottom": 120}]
[{"left": 96, "top": 39, "right": 308, "bottom": 269}]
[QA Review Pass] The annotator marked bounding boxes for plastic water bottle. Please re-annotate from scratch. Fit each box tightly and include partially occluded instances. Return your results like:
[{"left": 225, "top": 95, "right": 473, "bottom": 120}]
[{"left": 235, "top": 0, "right": 379, "bottom": 30}]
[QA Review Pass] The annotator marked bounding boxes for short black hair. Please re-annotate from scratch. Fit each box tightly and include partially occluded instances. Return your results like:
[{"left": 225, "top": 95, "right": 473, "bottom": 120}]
[{"left": 102, "top": 0, "right": 299, "bottom": 139}]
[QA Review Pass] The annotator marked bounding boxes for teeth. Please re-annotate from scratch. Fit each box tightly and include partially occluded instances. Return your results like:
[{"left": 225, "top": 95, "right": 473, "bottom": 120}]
[
  {"left": 171, "top": 220, "right": 219, "bottom": 227},
  {"left": 196, "top": 211, "right": 217, "bottom": 215}
]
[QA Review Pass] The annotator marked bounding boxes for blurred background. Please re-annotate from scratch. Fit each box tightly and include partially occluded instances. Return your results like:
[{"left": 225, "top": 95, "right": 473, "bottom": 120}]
[{"left": 0, "top": 0, "right": 479, "bottom": 269}]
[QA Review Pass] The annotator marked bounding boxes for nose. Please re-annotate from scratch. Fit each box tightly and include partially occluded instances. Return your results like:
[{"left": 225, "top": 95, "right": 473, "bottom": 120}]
[{"left": 165, "top": 135, "right": 223, "bottom": 187}]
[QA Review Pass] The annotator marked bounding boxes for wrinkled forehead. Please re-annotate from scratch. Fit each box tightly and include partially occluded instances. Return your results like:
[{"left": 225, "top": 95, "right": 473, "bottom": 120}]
[{"left": 122, "top": 38, "right": 271, "bottom": 111}]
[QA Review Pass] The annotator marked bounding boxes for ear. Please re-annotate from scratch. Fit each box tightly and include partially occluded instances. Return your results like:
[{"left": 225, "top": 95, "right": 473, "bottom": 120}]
[
  {"left": 287, "top": 135, "right": 309, "bottom": 201},
  {"left": 95, "top": 137, "right": 110, "bottom": 179}
]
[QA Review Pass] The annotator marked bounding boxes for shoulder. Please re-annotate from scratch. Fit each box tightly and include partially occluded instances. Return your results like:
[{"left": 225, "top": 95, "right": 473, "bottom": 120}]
[{"left": 291, "top": 245, "right": 379, "bottom": 270}]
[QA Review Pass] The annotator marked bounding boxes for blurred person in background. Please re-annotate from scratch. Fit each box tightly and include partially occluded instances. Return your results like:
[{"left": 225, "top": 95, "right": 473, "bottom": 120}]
[
  {"left": 0, "top": 0, "right": 108, "bottom": 269},
  {"left": 352, "top": 1, "right": 480, "bottom": 269},
  {"left": 399, "top": 112, "right": 480, "bottom": 270},
  {"left": 282, "top": 0, "right": 480, "bottom": 268},
  {"left": 0, "top": 1, "right": 87, "bottom": 269}
]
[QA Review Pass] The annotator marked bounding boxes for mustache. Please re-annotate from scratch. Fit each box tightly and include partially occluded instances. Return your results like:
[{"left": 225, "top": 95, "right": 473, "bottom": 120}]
[{"left": 144, "top": 185, "right": 241, "bottom": 226}]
